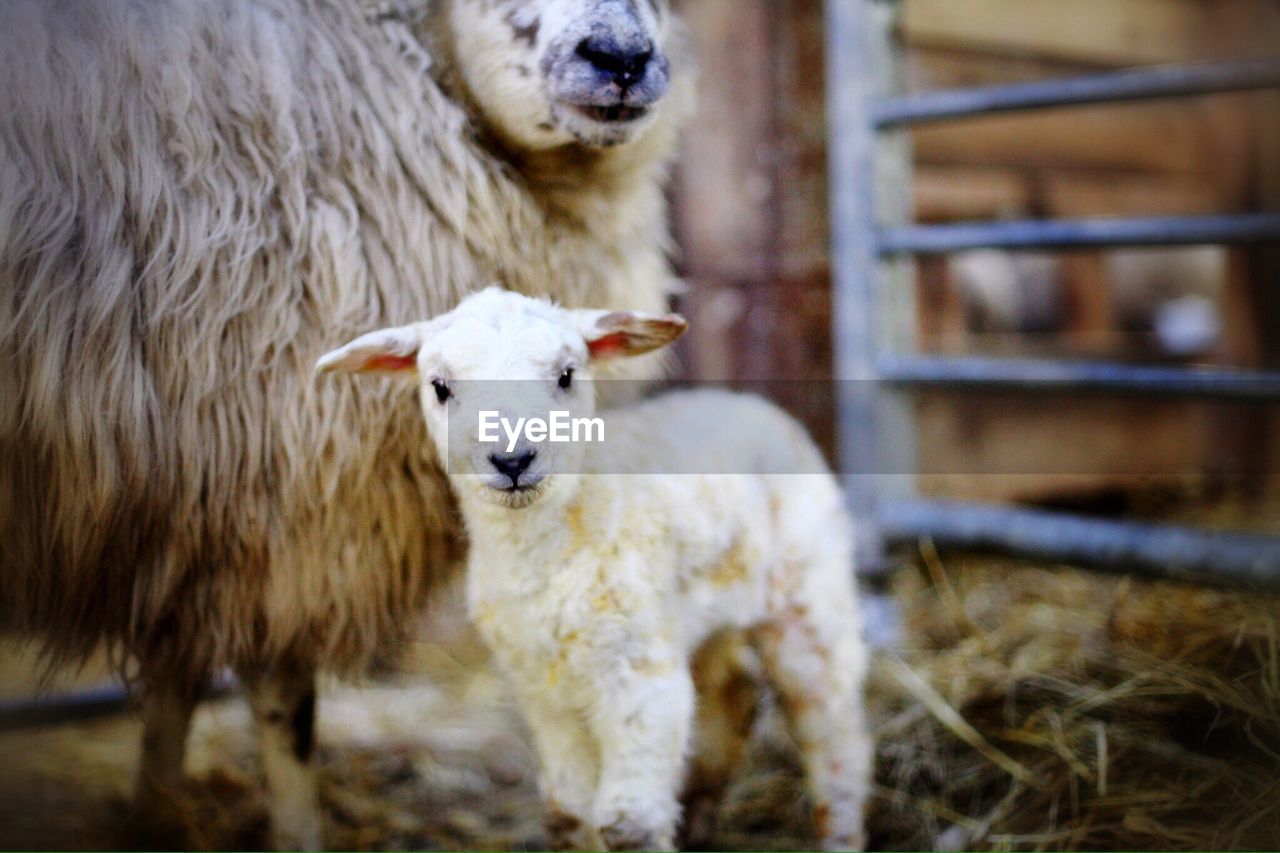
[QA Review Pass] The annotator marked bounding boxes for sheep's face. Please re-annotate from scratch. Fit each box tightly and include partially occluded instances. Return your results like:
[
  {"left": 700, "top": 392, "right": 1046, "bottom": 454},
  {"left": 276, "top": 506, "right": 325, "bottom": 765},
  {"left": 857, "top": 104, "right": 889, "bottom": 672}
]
[
  {"left": 445, "top": 0, "right": 677, "bottom": 148},
  {"left": 318, "top": 287, "right": 686, "bottom": 511}
]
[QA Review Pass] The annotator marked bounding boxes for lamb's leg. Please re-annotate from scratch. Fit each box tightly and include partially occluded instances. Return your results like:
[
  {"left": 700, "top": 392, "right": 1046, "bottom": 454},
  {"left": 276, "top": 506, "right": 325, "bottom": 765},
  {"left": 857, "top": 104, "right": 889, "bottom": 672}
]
[
  {"left": 588, "top": 657, "right": 694, "bottom": 851},
  {"left": 682, "top": 630, "right": 760, "bottom": 848},
  {"left": 134, "top": 683, "right": 196, "bottom": 830},
  {"left": 518, "top": 690, "right": 601, "bottom": 851},
  {"left": 243, "top": 663, "right": 323, "bottom": 852},
  {"left": 753, "top": 587, "right": 871, "bottom": 851}
]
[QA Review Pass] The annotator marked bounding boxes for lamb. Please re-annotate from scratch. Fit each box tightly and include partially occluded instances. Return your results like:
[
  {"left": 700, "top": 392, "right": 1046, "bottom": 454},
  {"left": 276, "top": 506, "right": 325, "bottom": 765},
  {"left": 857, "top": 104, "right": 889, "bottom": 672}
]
[
  {"left": 319, "top": 288, "right": 872, "bottom": 851},
  {"left": 0, "top": 0, "right": 693, "bottom": 847}
]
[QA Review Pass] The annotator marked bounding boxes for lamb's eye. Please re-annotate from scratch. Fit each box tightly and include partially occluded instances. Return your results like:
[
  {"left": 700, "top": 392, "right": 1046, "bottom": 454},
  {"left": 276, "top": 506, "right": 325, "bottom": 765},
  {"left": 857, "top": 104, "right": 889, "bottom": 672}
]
[
  {"left": 432, "top": 379, "right": 452, "bottom": 404},
  {"left": 558, "top": 368, "right": 575, "bottom": 391}
]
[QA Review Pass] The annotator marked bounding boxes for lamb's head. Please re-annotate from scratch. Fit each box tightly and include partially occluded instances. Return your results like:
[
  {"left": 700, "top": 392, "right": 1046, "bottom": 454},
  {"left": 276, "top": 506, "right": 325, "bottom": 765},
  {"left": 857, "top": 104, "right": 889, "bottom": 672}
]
[
  {"left": 318, "top": 287, "right": 686, "bottom": 510},
  {"left": 444, "top": 0, "right": 681, "bottom": 148}
]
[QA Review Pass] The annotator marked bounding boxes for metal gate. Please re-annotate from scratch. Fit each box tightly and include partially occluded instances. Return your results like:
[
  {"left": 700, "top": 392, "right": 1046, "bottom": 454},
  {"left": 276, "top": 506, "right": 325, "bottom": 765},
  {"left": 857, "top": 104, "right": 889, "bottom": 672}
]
[{"left": 825, "top": 1, "right": 1280, "bottom": 590}]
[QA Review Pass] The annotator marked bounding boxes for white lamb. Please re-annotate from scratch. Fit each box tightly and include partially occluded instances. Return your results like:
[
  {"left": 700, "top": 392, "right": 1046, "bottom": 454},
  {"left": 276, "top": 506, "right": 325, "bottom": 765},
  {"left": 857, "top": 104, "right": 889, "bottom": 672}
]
[{"left": 319, "top": 288, "right": 871, "bottom": 851}]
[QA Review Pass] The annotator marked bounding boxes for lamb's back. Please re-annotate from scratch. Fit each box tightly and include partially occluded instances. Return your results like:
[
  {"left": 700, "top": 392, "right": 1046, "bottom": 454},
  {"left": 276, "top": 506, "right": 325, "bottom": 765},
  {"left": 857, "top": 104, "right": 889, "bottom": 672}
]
[{"left": 589, "top": 389, "right": 833, "bottom": 478}]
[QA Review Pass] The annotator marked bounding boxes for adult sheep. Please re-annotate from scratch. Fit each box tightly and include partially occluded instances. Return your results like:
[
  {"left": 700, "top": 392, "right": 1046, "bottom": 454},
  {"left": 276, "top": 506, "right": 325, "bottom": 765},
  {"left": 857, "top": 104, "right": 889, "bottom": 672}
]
[{"left": 0, "top": 0, "right": 691, "bottom": 847}]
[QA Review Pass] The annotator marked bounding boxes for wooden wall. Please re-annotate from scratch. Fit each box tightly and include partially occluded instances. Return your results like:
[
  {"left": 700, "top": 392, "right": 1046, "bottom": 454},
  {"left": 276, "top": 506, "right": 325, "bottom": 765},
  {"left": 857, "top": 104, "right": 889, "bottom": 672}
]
[
  {"left": 673, "top": 0, "right": 836, "bottom": 452},
  {"left": 670, "top": 0, "right": 1280, "bottom": 504}
]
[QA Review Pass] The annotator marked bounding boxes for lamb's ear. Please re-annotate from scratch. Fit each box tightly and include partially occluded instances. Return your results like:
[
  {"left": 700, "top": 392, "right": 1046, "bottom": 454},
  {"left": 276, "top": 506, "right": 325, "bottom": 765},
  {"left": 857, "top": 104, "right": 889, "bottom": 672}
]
[
  {"left": 316, "top": 324, "right": 427, "bottom": 376},
  {"left": 574, "top": 310, "right": 688, "bottom": 360}
]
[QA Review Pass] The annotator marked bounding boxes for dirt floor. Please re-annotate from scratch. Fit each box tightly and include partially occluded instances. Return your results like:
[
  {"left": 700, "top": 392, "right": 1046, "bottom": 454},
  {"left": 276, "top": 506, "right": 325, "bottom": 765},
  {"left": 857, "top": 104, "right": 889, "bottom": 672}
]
[
  {"left": 0, "top": 624, "right": 823, "bottom": 852},
  {"left": 2, "top": 529, "right": 1278, "bottom": 851}
]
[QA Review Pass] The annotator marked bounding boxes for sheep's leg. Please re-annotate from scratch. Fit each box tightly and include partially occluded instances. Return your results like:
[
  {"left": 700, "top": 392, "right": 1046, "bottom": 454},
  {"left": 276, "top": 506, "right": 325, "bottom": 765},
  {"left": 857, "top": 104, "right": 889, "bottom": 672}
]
[
  {"left": 682, "top": 630, "right": 760, "bottom": 848},
  {"left": 753, "top": 591, "right": 871, "bottom": 851},
  {"left": 517, "top": 690, "right": 601, "bottom": 851},
  {"left": 134, "top": 683, "right": 196, "bottom": 829},
  {"left": 243, "top": 664, "right": 323, "bottom": 852},
  {"left": 589, "top": 658, "right": 694, "bottom": 851}
]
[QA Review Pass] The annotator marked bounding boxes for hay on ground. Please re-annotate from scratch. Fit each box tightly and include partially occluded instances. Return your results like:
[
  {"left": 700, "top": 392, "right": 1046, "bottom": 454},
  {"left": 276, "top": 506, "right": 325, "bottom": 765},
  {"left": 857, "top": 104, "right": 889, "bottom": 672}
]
[
  {"left": 2, "top": 551, "right": 1278, "bottom": 851},
  {"left": 865, "top": 546, "right": 1280, "bottom": 851}
]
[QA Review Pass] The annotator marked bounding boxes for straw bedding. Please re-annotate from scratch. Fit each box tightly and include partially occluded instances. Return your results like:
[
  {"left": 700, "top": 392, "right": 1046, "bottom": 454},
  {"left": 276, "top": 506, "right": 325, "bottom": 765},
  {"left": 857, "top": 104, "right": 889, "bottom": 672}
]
[
  {"left": 866, "top": 547, "right": 1280, "bottom": 851},
  {"left": 0, "top": 551, "right": 1276, "bottom": 851}
]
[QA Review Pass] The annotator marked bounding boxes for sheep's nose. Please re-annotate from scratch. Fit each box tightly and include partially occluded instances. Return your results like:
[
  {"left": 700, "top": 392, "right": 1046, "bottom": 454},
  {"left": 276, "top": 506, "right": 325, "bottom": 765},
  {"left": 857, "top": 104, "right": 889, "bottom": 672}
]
[
  {"left": 489, "top": 450, "right": 537, "bottom": 485},
  {"left": 576, "top": 36, "right": 653, "bottom": 88}
]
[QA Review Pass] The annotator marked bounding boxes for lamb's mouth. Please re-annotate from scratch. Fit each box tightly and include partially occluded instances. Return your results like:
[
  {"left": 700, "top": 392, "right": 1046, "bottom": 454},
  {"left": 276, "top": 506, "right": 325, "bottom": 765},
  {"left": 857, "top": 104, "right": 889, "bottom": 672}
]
[
  {"left": 572, "top": 103, "right": 649, "bottom": 124},
  {"left": 488, "top": 480, "right": 547, "bottom": 508}
]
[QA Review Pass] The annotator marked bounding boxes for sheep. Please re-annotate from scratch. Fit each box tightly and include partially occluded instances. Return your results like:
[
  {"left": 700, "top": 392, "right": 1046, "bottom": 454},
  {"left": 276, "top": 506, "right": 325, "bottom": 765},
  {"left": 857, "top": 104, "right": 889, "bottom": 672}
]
[
  {"left": 0, "top": 0, "right": 693, "bottom": 847},
  {"left": 319, "top": 287, "right": 872, "bottom": 851}
]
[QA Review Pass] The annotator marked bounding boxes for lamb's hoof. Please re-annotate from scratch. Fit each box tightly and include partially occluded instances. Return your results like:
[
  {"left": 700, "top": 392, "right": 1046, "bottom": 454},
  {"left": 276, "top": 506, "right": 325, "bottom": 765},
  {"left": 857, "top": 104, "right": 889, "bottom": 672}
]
[
  {"left": 544, "top": 809, "right": 593, "bottom": 851},
  {"left": 818, "top": 831, "right": 868, "bottom": 852},
  {"left": 813, "top": 802, "right": 867, "bottom": 851},
  {"left": 268, "top": 818, "right": 324, "bottom": 852},
  {"left": 599, "top": 816, "right": 673, "bottom": 852},
  {"left": 677, "top": 793, "right": 720, "bottom": 850}
]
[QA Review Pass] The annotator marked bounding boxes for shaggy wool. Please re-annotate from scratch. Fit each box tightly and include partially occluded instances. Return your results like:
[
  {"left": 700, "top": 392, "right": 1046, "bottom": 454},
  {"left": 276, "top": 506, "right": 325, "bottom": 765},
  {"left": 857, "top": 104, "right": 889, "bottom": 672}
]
[{"left": 0, "top": 0, "right": 693, "bottom": 686}]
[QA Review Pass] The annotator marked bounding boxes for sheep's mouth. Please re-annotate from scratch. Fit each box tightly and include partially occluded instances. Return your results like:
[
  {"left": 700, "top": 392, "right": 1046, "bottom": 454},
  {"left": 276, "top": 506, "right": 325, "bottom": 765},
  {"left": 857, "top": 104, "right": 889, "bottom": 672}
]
[{"left": 573, "top": 103, "right": 649, "bottom": 124}]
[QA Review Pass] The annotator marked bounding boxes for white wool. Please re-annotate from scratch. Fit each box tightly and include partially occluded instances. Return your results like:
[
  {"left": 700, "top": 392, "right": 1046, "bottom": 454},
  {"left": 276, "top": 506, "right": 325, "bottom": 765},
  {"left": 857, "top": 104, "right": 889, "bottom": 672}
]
[{"left": 326, "top": 289, "right": 873, "bottom": 850}]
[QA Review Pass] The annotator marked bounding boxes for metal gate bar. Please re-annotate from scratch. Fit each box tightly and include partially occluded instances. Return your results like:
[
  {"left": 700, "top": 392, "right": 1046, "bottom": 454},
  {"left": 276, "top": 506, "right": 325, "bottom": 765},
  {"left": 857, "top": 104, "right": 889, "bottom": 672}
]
[
  {"left": 881, "top": 499, "right": 1280, "bottom": 592},
  {"left": 880, "top": 213, "right": 1280, "bottom": 255},
  {"left": 878, "top": 355, "right": 1280, "bottom": 401},
  {"left": 0, "top": 681, "right": 136, "bottom": 731},
  {"left": 827, "top": 0, "right": 1280, "bottom": 587},
  {"left": 872, "top": 57, "right": 1280, "bottom": 126},
  {"left": 0, "top": 675, "right": 236, "bottom": 732}
]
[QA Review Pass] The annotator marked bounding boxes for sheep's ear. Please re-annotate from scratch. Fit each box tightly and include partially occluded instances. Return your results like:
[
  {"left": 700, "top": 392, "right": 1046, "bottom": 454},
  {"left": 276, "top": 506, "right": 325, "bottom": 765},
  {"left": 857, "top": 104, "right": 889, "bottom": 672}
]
[
  {"left": 316, "top": 324, "right": 426, "bottom": 376},
  {"left": 574, "top": 310, "right": 688, "bottom": 360}
]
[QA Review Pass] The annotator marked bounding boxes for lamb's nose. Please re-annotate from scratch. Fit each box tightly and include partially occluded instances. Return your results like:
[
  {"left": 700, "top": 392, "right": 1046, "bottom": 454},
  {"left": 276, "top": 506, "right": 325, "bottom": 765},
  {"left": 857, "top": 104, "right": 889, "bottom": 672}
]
[
  {"left": 576, "top": 36, "right": 653, "bottom": 88},
  {"left": 489, "top": 450, "right": 537, "bottom": 485}
]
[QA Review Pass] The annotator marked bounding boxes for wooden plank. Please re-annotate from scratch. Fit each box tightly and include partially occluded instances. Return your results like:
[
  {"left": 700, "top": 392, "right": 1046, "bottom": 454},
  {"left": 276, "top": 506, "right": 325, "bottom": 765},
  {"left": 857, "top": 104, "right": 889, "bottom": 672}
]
[
  {"left": 915, "top": 166, "right": 1230, "bottom": 223},
  {"left": 915, "top": 393, "right": 1207, "bottom": 503},
  {"left": 912, "top": 102, "right": 1213, "bottom": 174},
  {"left": 671, "top": 0, "right": 775, "bottom": 282},
  {"left": 914, "top": 165, "right": 1030, "bottom": 221},
  {"left": 677, "top": 278, "right": 748, "bottom": 382},
  {"left": 905, "top": 44, "right": 1249, "bottom": 197},
  {"left": 1043, "top": 172, "right": 1227, "bottom": 218},
  {"left": 900, "top": 0, "right": 1216, "bottom": 67},
  {"left": 1212, "top": 252, "right": 1269, "bottom": 494},
  {"left": 904, "top": 45, "right": 1100, "bottom": 94},
  {"left": 774, "top": 0, "right": 832, "bottom": 281},
  {"left": 915, "top": 167, "right": 1226, "bottom": 223},
  {"left": 1246, "top": 87, "right": 1280, "bottom": 366},
  {"left": 905, "top": 43, "right": 1264, "bottom": 189},
  {"left": 914, "top": 255, "right": 969, "bottom": 354},
  {"left": 1209, "top": 77, "right": 1280, "bottom": 496},
  {"left": 1060, "top": 254, "right": 1114, "bottom": 351}
]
